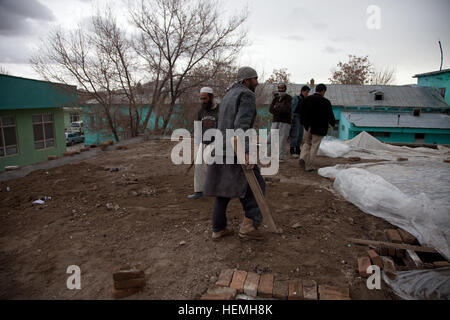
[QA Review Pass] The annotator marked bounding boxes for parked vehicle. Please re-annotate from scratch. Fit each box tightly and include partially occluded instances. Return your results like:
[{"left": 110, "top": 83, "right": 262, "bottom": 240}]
[
  {"left": 69, "top": 121, "right": 84, "bottom": 133},
  {"left": 65, "top": 132, "right": 85, "bottom": 146}
]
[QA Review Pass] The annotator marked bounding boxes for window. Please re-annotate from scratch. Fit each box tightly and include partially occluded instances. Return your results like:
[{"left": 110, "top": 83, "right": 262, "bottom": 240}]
[
  {"left": 439, "top": 88, "right": 446, "bottom": 98},
  {"left": 368, "top": 131, "right": 391, "bottom": 138},
  {"left": 33, "top": 113, "right": 55, "bottom": 150},
  {"left": 70, "top": 112, "right": 80, "bottom": 123},
  {"left": 0, "top": 116, "right": 19, "bottom": 157},
  {"left": 415, "top": 133, "right": 425, "bottom": 142}
]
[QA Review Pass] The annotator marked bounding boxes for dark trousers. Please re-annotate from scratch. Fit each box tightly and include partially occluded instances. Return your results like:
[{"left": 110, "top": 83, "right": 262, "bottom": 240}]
[{"left": 212, "top": 167, "right": 265, "bottom": 232}]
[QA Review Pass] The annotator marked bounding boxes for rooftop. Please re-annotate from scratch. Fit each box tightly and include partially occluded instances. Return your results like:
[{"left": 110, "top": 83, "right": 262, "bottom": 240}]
[
  {"left": 412, "top": 68, "right": 450, "bottom": 78},
  {"left": 341, "top": 111, "right": 450, "bottom": 129}
]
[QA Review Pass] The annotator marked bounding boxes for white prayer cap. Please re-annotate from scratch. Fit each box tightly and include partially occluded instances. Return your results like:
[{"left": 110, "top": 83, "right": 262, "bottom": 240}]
[{"left": 200, "top": 87, "right": 214, "bottom": 94}]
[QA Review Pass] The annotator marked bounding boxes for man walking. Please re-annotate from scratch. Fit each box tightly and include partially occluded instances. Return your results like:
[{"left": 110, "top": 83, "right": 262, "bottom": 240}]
[
  {"left": 299, "top": 83, "right": 335, "bottom": 171},
  {"left": 203, "top": 67, "right": 265, "bottom": 241},
  {"left": 187, "top": 87, "right": 219, "bottom": 199},
  {"left": 268, "top": 83, "right": 292, "bottom": 162},
  {"left": 290, "top": 85, "right": 310, "bottom": 157}
]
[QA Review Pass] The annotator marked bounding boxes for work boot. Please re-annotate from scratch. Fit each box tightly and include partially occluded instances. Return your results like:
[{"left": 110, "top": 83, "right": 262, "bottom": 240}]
[
  {"left": 239, "top": 217, "right": 263, "bottom": 240},
  {"left": 187, "top": 192, "right": 203, "bottom": 199},
  {"left": 212, "top": 228, "right": 233, "bottom": 241},
  {"left": 295, "top": 146, "right": 301, "bottom": 155}
]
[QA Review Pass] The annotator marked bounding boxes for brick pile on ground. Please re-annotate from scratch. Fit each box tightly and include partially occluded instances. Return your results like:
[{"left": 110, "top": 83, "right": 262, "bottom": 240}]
[
  {"left": 200, "top": 269, "right": 350, "bottom": 300},
  {"left": 112, "top": 265, "right": 146, "bottom": 299},
  {"left": 356, "top": 228, "right": 450, "bottom": 279}
]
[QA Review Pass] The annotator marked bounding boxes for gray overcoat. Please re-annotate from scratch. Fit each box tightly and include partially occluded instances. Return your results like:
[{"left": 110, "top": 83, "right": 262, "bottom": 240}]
[{"left": 203, "top": 82, "right": 259, "bottom": 198}]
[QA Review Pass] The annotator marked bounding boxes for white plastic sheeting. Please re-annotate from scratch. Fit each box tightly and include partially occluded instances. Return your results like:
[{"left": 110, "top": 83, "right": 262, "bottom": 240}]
[
  {"left": 318, "top": 132, "right": 450, "bottom": 261},
  {"left": 382, "top": 268, "right": 450, "bottom": 300}
]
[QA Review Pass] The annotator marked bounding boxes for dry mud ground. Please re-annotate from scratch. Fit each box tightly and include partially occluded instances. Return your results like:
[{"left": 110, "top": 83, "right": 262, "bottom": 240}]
[{"left": 0, "top": 139, "right": 397, "bottom": 299}]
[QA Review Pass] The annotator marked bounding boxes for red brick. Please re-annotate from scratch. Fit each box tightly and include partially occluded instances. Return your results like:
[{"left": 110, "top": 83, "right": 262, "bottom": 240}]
[
  {"left": 113, "top": 265, "right": 145, "bottom": 281},
  {"left": 397, "top": 157, "right": 408, "bottom": 161},
  {"left": 318, "top": 285, "right": 350, "bottom": 300},
  {"left": 367, "top": 250, "right": 383, "bottom": 268},
  {"left": 243, "top": 272, "right": 260, "bottom": 297},
  {"left": 112, "top": 286, "right": 142, "bottom": 299},
  {"left": 444, "top": 159, "right": 450, "bottom": 163},
  {"left": 386, "top": 229, "right": 402, "bottom": 243},
  {"left": 216, "top": 269, "right": 234, "bottom": 287},
  {"left": 302, "top": 280, "right": 318, "bottom": 300},
  {"left": 381, "top": 256, "right": 396, "bottom": 279},
  {"left": 272, "top": 280, "right": 288, "bottom": 300},
  {"left": 114, "top": 277, "right": 145, "bottom": 290},
  {"left": 258, "top": 274, "right": 274, "bottom": 298},
  {"left": 358, "top": 256, "right": 372, "bottom": 277},
  {"left": 200, "top": 287, "right": 236, "bottom": 300},
  {"left": 395, "top": 249, "right": 405, "bottom": 258},
  {"left": 397, "top": 229, "right": 418, "bottom": 244},
  {"left": 433, "top": 261, "right": 450, "bottom": 268},
  {"left": 388, "top": 247, "right": 396, "bottom": 257},
  {"left": 229, "top": 270, "right": 247, "bottom": 293},
  {"left": 288, "top": 279, "right": 303, "bottom": 300},
  {"left": 48, "top": 155, "right": 57, "bottom": 160}
]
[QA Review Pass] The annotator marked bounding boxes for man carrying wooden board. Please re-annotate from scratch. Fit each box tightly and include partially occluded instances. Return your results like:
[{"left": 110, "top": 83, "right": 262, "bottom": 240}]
[{"left": 203, "top": 67, "right": 267, "bottom": 241}]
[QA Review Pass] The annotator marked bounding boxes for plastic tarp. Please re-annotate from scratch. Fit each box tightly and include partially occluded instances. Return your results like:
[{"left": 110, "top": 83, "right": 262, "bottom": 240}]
[
  {"left": 382, "top": 268, "right": 450, "bottom": 300},
  {"left": 318, "top": 132, "right": 450, "bottom": 299}
]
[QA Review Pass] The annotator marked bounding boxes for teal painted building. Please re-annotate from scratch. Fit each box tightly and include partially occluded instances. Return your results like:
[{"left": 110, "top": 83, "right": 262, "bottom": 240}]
[
  {"left": 414, "top": 69, "right": 450, "bottom": 106},
  {"left": 260, "top": 83, "right": 450, "bottom": 145},
  {"left": 0, "top": 75, "right": 77, "bottom": 171}
]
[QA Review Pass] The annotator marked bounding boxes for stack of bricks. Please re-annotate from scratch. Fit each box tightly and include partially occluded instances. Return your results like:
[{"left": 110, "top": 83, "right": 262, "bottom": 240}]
[
  {"left": 112, "top": 265, "right": 146, "bottom": 299},
  {"left": 201, "top": 269, "right": 350, "bottom": 300}
]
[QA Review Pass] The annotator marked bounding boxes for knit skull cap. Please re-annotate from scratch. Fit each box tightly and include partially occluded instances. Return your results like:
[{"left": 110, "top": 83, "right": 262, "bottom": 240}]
[
  {"left": 200, "top": 87, "right": 213, "bottom": 94},
  {"left": 236, "top": 66, "right": 258, "bottom": 82}
]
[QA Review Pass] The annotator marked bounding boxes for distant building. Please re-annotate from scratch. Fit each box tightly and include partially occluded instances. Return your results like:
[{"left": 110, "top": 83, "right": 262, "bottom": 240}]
[
  {"left": 414, "top": 68, "right": 450, "bottom": 105},
  {"left": 260, "top": 83, "right": 450, "bottom": 145},
  {"left": 0, "top": 75, "right": 77, "bottom": 171}
]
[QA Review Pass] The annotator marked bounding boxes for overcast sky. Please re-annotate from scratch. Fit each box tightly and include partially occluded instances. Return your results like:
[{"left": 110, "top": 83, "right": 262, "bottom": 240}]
[{"left": 0, "top": 0, "right": 449, "bottom": 85}]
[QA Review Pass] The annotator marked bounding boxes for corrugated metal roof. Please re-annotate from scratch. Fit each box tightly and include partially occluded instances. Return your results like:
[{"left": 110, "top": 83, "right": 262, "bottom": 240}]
[
  {"left": 259, "top": 83, "right": 449, "bottom": 109},
  {"left": 413, "top": 68, "right": 450, "bottom": 78},
  {"left": 342, "top": 111, "right": 450, "bottom": 129}
]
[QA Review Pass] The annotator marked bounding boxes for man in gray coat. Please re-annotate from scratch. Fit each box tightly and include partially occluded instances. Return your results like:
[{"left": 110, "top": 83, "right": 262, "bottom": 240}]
[{"left": 203, "top": 66, "right": 265, "bottom": 241}]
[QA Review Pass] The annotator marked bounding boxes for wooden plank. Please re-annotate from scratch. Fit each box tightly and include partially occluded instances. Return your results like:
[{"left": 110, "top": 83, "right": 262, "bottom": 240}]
[
  {"left": 232, "top": 136, "right": 281, "bottom": 234},
  {"left": 346, "top": 238, "right": 437, "bottom": 253},
  {"left": 403, "top": 249, "right": 424, "bottom": 269}
]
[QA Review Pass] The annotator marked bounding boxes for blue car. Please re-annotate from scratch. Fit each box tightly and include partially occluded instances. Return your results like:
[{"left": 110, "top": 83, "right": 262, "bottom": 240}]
[{"left": 65, "top": 132, "right": 85, "bottom": 146}]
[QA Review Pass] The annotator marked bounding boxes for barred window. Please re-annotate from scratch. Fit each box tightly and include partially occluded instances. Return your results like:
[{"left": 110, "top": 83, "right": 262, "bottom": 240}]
[
  {"left": 33, "top": 113, "right": 55, "bottom": 150},
  {"left": 0, "top": 116, "right": 19, "bottom": 157}
]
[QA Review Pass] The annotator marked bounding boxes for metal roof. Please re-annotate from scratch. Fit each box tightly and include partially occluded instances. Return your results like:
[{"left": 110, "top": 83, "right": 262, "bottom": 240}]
[
  {"left": 258, "top": 83, "right": 449, "bottom": 109},
  {"left": 413, "top": 68, "right": 450, "bottom": 78},
  {"left": 341, "top": 111, "right": 450, "bottom": 129}
]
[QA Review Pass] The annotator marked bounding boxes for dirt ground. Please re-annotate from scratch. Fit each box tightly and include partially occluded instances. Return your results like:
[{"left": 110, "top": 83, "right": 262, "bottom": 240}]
[{"left": 0, "top": 139, "right": 398, "bottom": 300}]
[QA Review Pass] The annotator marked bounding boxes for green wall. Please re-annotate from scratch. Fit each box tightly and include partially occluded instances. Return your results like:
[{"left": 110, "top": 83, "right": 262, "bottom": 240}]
[
  {"left": 0, "top": 108, "right": 67, "bottom": 171},
  {"left": 417, "top": 71, "right": 450, "bottom": 106}
]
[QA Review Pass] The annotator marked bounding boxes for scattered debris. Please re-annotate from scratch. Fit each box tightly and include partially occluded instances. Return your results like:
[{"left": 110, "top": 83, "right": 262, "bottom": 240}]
[
  {"left": 47, "top": 156, "right": 57, "bottom": 160},
  {"left": 32, "top": 200, "right": 45, "bottom": 205},
  {"left": 5, "top": 166, "right": 19, "bottom": 171},
  {"left": 112, "top": 265, "right": 145, "bottom": 299},
  {"left": 397, "top": 157, "right": 408, "bottom": 161}
]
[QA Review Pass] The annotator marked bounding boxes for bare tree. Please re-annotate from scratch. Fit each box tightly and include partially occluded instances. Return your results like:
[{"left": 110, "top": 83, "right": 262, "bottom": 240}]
[
  {"left": 265, "top": 68, "right": 291, "bottom": 84},
  {"left": 129, "top": 0, "right": 248, "bottom": 133},
  {"left": 329, "top": 55, "right": 374, "bottom": 85},
  {"left": 31, "top": 6, "right": 143, "bottom": 142},
  {"left": 370, "top": 66, "right": 396, "bottom": 85}
]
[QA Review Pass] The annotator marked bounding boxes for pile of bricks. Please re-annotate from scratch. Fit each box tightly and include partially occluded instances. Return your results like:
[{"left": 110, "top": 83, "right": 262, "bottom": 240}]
[
  {"left": 201, "top": 269, "right": 350, "bottom": 300},
  {"left": 357, "top": 228, "right": 450, "bottom": 279},
  {"left": 112, "top": 265, "right": 146, "bottom": 299}
]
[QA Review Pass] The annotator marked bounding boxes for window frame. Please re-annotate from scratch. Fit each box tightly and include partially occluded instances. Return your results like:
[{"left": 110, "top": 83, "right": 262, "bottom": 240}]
[
  {"left": 0, "top": 115, "right": 19, "bottom": 158},
  {"left": 32, "top": 113, "right": 56, "bottom": 151}
]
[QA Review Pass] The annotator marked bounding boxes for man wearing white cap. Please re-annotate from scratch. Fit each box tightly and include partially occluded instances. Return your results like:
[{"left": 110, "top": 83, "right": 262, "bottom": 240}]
[{"left": 187, "top": 87, "right": 219, "bottom": 199}]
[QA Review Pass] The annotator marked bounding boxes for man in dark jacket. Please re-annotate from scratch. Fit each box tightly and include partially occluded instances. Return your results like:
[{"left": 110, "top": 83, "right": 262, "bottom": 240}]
[
  {"left": 268, "top": 83, "right": 292, "bottom": 162},
  {"left": 299, "top": 83, "right": 335, "bottom": 171},
  {"left": 203, "top": 66, "right": 265, "bottom": 241},
  {"left": 290, "top": 85, "right": 310, "bottom": 157}
]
